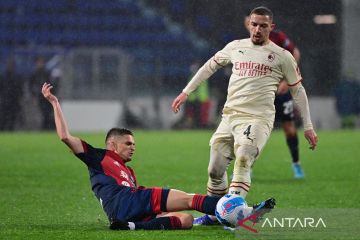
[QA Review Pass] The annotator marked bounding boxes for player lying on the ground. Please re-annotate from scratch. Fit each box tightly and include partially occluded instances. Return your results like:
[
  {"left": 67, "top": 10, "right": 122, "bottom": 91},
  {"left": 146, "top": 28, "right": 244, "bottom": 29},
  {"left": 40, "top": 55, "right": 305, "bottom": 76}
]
[{"left": 41, "top": 82, "right": 275, "bottom": 230}]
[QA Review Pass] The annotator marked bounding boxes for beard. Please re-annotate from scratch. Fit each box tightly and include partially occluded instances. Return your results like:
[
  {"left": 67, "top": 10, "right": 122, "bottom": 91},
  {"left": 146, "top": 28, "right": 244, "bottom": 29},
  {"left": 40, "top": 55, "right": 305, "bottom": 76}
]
[
  {"left": 251, "top": 39, "right": 264, "bottom": 45},
  {"left": 251, "top": 35, "right": 266, "bottom": 45}
]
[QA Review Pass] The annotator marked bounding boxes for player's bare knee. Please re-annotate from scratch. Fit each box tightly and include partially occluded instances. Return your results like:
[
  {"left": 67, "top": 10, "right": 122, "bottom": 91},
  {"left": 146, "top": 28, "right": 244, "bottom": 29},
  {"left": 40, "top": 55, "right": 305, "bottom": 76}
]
[
  {"left": 180, "top": 214, "right": 193, "bottom": 229},
  {"left": 187, "top": 194, "right": 194, "bottom": 209},
  {"left": 284, "top": 127, "right": 295, "bottom": 136}
]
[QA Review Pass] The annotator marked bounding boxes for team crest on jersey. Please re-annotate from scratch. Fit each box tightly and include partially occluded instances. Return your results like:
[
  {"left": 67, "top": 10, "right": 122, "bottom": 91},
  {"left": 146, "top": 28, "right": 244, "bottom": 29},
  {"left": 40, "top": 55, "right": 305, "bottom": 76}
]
[
  {"left": 121, "top": 181, "right": 130, "bottom": 187},
  {"left": 267, "top": 53, "right": 275, "bottom": 62}
]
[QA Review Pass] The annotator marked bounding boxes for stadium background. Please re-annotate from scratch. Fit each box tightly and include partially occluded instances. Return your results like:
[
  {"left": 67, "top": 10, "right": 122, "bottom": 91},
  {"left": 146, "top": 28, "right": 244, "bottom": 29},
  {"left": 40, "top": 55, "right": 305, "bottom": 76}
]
[{"left": 0, "top": 0, "right": 359, "bottom": 130}]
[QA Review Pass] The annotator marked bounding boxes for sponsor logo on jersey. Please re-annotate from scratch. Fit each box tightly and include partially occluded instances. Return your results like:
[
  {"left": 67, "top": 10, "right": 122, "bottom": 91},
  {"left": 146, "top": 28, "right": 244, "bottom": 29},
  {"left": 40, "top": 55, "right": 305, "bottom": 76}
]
[
  {"left": 120, "top": 170, "right": 129, "bottom": 180},
  {"left": 234, "top": 61, "right": 272, "bottom": 77}
]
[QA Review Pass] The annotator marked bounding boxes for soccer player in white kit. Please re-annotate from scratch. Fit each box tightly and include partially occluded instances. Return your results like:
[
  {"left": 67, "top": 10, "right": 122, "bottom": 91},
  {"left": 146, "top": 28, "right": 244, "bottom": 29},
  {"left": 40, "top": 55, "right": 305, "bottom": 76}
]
[{"left": 172, "top": 6, "right": 318, "bottom": 224}]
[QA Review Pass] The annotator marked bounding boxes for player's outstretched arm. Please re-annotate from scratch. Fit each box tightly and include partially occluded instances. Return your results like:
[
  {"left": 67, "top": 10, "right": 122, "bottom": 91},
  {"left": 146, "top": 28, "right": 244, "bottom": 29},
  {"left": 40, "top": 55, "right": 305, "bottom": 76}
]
[
  {"left": 41, "top": 82, "right": 84, "bottom": 154},
  {"left": 289, "top": 83, "right": 318, "bottom": 150},
  {"left": 171, "top": 58, "right": 221, "bottom": 113}
]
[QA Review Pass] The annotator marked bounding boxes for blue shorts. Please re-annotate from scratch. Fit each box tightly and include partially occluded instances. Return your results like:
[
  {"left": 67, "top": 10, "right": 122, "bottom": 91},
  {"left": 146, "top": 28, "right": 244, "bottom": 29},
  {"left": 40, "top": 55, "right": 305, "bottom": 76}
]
[{"left": 107, "top": 187, "right": 170, "bottom": 222}]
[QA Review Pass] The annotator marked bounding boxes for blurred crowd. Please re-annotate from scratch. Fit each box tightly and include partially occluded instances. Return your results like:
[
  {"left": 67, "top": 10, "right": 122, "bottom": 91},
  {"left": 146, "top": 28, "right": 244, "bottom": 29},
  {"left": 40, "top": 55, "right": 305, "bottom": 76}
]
[
  {"left": 334, "top": 75, "right": 360, "bottom": 129},
  {"left": 0, "top": 56, "right": 61, "bottom": 131},
  {"left": 0, "top": 1, "right": 358, "bottom": 131}
]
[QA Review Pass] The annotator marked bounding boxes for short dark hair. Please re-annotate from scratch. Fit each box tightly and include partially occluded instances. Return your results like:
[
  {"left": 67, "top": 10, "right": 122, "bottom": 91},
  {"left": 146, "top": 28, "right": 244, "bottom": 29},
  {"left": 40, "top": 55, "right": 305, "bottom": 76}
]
[
  {"left": 105, "top": 128, "right": 133, "bottom": 143},
  {"left": 250, "top": 6, "right": 273, "bottom": 21}
]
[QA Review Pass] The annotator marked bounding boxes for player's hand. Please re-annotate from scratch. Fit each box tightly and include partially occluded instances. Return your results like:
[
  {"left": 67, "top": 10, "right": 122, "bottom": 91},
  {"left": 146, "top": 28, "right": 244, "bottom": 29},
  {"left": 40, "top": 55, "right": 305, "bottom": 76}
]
[
  {"left": 304, "top": 129, "right": 318, "bottom": 150},
  {"left": 171, "top": 92, "right": 188, "bottom": 113},
  {"left": 41, "top": 82, "right": 58, "bottom": 103}
]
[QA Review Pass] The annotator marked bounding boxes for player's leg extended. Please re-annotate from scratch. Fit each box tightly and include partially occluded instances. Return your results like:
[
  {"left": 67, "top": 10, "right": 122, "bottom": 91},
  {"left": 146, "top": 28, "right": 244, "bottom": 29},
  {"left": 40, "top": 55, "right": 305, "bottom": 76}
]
[
  {"left": 165, "top": 189, "right": 220, "bottom": 215},
  {"left": 229, "top": 123, "right": 271, "bottom": 197},
  {"left": 277, "top": 93, "right": 304, "bottom": 178},
  {"left": 282, "top": 120, "right": 304, "bottom": 178},
  {"left": 207, "top": 117, "right": 234, "bottom": 197},
  {"left": 109, "top": 187, "right": 185, "bottom": 230},
  {"left": 110, "top": 188, "right": 201, "bottom": 230},
  {"left": 193, "top": 118, "right": 234, "bottom": 225},
  {"left": 207, "top": 145, "right": 232, "bottom": 197},
  {"left": 129, "top": 212, "right": 194, "bottom": 230},
  {"left": 192, "top": 145, "right": 231, "bottom": 225},
  {"left": 157, "top": 212, "right": 193, "bottom": 229},
  {"left": 110, "top": 212, "right": 193, "bottom": 230},
  {"left": 279, "top": 93, "right": 299, "bottom": 164},
  {"left": 282, "top": 120, "right": 299, "bottom": 163},
  {"left": 229, "top": 144, "right": 257, "bottom": 197}
]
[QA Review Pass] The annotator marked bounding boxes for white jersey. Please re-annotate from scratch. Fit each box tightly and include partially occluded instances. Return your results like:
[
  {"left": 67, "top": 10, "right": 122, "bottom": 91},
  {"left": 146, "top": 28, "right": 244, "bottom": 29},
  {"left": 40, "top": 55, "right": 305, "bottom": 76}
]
[{"left": 184, "top": 38, "right": 302, "bottom": 126}]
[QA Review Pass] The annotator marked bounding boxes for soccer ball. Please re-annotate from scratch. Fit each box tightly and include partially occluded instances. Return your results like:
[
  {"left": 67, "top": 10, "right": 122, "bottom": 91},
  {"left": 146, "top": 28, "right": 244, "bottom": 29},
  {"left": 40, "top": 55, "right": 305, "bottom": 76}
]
[{"left": 215, "top": 194, "right": 252, "bottom": 227}]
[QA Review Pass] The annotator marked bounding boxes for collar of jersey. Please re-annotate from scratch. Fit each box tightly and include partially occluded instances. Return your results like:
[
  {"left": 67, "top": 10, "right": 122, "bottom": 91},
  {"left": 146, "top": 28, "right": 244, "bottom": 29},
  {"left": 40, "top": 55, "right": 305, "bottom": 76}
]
[{"left": 106, "top": 150, "right": 125, "bottom": 164}]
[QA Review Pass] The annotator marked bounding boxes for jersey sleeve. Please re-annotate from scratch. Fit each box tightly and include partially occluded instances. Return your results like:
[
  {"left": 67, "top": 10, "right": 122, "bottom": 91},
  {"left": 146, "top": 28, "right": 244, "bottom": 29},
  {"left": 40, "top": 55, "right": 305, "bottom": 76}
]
[
  {"left": 281, "top": 50, "right": 302, "bottom": 86},
  {"left": 213, "top": 41, "right": 234, "bottom": 67},
  {"left": 75, "top": 140, "right": 105, "bottom": 171},
  {"left": 182, "top": 42, "right": 234, "bottom": 95}
]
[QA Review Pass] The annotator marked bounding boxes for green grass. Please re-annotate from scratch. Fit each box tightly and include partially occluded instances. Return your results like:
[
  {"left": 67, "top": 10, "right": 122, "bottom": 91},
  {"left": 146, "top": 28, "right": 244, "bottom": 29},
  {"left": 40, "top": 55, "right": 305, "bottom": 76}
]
[{"left": 0, "top": 130, "right": 359, "bottom": 239}]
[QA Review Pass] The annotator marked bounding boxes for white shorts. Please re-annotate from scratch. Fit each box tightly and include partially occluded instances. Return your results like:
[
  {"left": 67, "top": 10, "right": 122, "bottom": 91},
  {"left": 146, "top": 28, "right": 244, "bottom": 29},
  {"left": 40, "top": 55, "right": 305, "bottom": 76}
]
[{"left": 209, "top": 115, "right": 272, "bottom": 159}]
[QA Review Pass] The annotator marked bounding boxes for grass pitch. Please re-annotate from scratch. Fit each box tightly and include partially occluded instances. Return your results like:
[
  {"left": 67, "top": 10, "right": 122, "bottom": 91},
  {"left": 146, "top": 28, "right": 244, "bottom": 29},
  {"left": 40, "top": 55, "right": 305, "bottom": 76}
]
[{"left": 0, "top": 130, "right": 359, "bottom": 240}]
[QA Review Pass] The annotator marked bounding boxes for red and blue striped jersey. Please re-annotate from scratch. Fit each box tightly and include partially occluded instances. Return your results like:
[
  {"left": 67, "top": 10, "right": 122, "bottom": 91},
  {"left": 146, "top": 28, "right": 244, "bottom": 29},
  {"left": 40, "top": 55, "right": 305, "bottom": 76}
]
[{"left": 75, "top": 140, "right": 138, "bottom": 210}]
